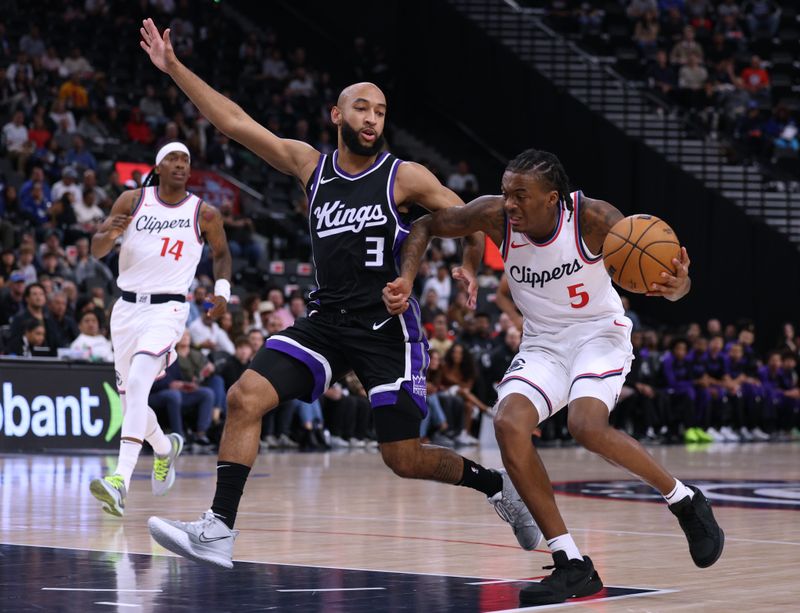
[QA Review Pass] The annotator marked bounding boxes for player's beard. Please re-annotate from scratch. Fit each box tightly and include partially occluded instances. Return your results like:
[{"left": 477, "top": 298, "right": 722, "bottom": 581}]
[{"left": 341, "top": 121, "right": 385, "bottom": 157}]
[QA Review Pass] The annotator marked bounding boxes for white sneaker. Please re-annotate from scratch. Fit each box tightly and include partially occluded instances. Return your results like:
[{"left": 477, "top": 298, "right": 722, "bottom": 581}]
[
  {"left": 751, "top": 427, "right": 770, "bottom": 441},
  {"left": 738, "top": 427, "right": 754, "bottom": 442},
  {"left": 277, "top": 433, "right": 298, "bottom": 449},
  {"left": 720, "top": 426, "right": 740, "bottom": 442},
  {"left": 148, "top": 511, "right": 238, "bottom": 569},
  {"left": 152, "top": 433, "right": 184, "bottom": 496},
  {"left": 348, "top": 438, "right": 366, "bottom": 448},
  {"left": 260, "top": 434, "right": 279, "bottom": 449},
  {"left": 455, "top": 431, "right": 478, "bottom": 446},
  {"left": 705, "top": 427, "right": 726, "bottom": 442},
  {"left": 329, "top": 435, "right": 349, "bottom": 448},
  {"left": 488, "top": 469, "right": 543, "bottom": 551}
]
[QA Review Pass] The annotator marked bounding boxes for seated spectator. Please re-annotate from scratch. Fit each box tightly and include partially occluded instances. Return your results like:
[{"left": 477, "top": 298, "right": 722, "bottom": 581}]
[
  {"left": 759, "top": 351, "right": 800, "bottom": 438},
  {"left": 247, "top": 328, "right": 266, "bottom": 354},
  {"left": 670, "top": 26, "right": 704, "bottom": 66},
  {"left": 52, "top": 167, "right": 83, "bottom": 210},
  {"left": 744, "top": 1, "right": 781, "bottom": 39},
  {"left": 724, "top": 341, "right": 770, "bottom": 441},
  {"left": 189, "top": 311, "right": 236, "bottom": 356},
  {"left": 446, "top": 160, "right": 479, "bottom": 199},
  {"left": 740, "top": 55, "right": 770, "bottom": 95},
  {"left": 662, "top": 338, "right": 708, "bottom": 442},
  {"left": 678, "top": 53, "right": 708, "bottom": 109},
  {"left": 221, "top": 198, "right": 261, "bottom": 266},
  {"left": 660, "top": 7, "right": 686, "bottom": 43},
  {"left": 5, "top": 318, "right": 51, "bottom": 357},
  {"left": 149, "top": 357, "right": 216, "bottom": 448},
  {"left": 19, "top": 25, "right": 45, "bottom": 59},
  {"left": 267, "top": 288, "right": 294, "bottom": 328},
  {"left": 58, "top": 73, "right": 89, "bottom": 110},
  {"left": 2, "top": 110, "right": 33, "bottom": 172},
  {"left": 74, "top": 188, "right": 105, "bottom": 226},
  {"left": 187, "top": 285, "right": 209, "bottom": 325},
  {"left": 49, "top": 291, "right": 78, "bottom": 345},
  {"left": 288, "top": 294, "right": 306, "bottom": 321},
  {"left": 20, "top": 181, "right": 51, "bottom": 228},
  {"left": 0, "top": 271, "right": 26, "bottom": 325},
  {"left": 442, "top": 342, "right": 488, "bottom": 446},
  {"left": 428, "top": 313, "right": 453, "bottom": 355},
  {"left": 78, "top": 111, "right": 111, "bottom": 147},
  {"left": 220, "top": 336, "right": 253, "bottom": 389},
  {"left": 715, "top": 13, "right": 746, "bottom": 47},
  {"left": 207, "top": 133, "right": 241, "bottom": 172},
  {"left": 7, "top": 281, "right": 64, "bottom": 350},
  {"left": 73, "top": 237, "right": 113, "bottom": 291},
  {"left": 706, "top": 32, "right": 734, "bottom": 66},
  {"left": 446, "top": 290, "right": 470, "bottom": 330},
  {"left": 126, "top": 107, "right": 154, "bottom": 145},
  {"left": 423, "top": 264, "right": 452, "bottom": 312},
  {"left": 28, "top": 115, "right": 52, "bottom": 150},
  {"left": 16, "top": 245, "right": 37, "bottom": 284},
  {"left": 717, "top": 0, "right": 741, "bottom": 20},
  {"left": 420, "top": 288, "right": 443, "bottom": 325},
  {"left": 62, "top": 46, "right": 94, "bottom": 79},
  {"left": 69, "top": 310, "right": 112, "bottom": 361},
  {"left": 65, "top": 135, "right": 97, "bottom": 172},
  {"left": 41, "top": 46, "right": 62, "bottom": 75},
  {"left": 633, "top": 11, "right": 660, "bottom": 59},
  {"left": 49, "top": 98, "right": 77, "bottom": 133},
  {"left": 256, "top": 300, "right": 276, "bottom": 332},
  {"left": 40, "top": 250, "right": 74, "bottom": 286},
  {"left": 482, "top": 325, "right": 521, "bottom": 403},
  {"left": 139, "top": 83, "right": 166, "bottom": 128}
]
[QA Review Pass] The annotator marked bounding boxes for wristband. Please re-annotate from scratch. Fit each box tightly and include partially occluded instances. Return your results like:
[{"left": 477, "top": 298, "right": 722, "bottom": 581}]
[{"left": 214, "top": 279, "right": 231, "bottom": 302}]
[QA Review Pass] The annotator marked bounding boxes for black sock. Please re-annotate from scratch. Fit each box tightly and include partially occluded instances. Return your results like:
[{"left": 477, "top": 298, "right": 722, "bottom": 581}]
[
  {"left": 211, "top": 461, "right": 251, "bottom": 529},
  {"left": 456, "top": 458, "right": 503, "bottom": 497}
]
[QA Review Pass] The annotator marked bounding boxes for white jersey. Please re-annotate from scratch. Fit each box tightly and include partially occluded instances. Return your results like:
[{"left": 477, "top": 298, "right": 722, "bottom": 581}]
[
  {"left": 117, "top": 186, "right": 204, "bottom": 294},
  {"left": 500, "top": 190, "right": 624, "bottom": 338}
]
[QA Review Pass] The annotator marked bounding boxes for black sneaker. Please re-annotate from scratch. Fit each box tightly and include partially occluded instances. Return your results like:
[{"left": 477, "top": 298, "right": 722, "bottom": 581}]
[
  {"left": 669, "top": 485, "right": 724, "bottom": 568},
  {"left": 519, "top": 551, "right": 603, "bottom": 605}
]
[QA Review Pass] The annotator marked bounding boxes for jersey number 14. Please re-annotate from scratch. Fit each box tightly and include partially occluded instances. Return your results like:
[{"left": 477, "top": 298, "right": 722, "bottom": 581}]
[{"left": 160, "top": 237, "right": 184, "bottom": 261}]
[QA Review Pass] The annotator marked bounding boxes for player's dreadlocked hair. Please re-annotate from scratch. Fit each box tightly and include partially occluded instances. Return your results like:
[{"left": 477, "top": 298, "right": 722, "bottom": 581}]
[
  {"left": 505, "top": 149, "right": 573, "bottom": 218},
  {"left": 142, "top": 167, "right": 160, "bottom": 187}
]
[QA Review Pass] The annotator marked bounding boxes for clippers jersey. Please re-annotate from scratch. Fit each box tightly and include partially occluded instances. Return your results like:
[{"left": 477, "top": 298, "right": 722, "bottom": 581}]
[
  {"left": 117, "top": 186, "right": 204, "bottom": 295},
  {"left": 305, "top": 150, "right": 408, "bottom": 311},
  {"left": 500, "top": 190, "right": 624, "bottom": 337}
]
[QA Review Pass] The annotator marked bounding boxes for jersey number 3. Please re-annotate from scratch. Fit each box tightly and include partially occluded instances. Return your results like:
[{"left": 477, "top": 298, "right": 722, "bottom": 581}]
[
  {"left": 365, "top": 237, "right": 384, "bottom": 267},
  {"left": 568, "top": 283, "right": 589, "bottom": 309},
  {"left": 160, "top": 237, "right": 184, "bottom": 261}
]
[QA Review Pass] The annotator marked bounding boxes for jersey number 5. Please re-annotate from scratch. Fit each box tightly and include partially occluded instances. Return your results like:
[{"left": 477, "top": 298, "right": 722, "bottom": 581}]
[
  {"left": 160, "top": 237, "right": 184, "bottom": 261},
  {"left": 568, "top": 283, "right": 589, "bottom": 309},
  {"left": 365, "top": 237, "right": 384, "bottom": 267}
]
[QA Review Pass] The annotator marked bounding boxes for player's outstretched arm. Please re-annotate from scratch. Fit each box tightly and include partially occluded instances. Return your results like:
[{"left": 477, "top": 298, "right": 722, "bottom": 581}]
[
  {"left": 383, "top": 195, "right": 504, "bottom": 315},
  {"left": 139, "top": 18, "right": 319, "bottom": 184},
  {"left": 91, "top": 190, "right": 138, "bottom": 258},
  {"left": 200, "top": 203, "right": 232, "bottom": 319}
]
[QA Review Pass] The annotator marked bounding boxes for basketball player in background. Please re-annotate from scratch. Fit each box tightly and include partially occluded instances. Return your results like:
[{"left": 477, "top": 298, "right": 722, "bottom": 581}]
[
  {"left": 89, "top": 142, "right": 232, "bottom": 516},
  {"left": 139, "top": 19, "right": 542, "bottom": 568},
  {"left": 384, "top": 149, "right": 724, "bottom": 605}
]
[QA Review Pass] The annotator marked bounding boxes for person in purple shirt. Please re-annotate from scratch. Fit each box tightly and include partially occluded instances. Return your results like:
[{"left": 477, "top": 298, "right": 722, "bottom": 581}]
[
  {"left": 703, "top": 335, "right": 743, "bottom": 442},
  {"left": 662, "top": 338, "right": 710, "bottom": 442},
  {"left": 723, "top": 342, "right": 769, "bottom": 441},
  {"left": 686, "top": 336, "right": 713, "bottom": 437},
  {"left": 758, "top": 351, "right": 800, "bottom": 439}
]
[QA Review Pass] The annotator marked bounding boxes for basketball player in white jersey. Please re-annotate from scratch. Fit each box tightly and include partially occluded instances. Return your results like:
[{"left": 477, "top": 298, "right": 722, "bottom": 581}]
[
  {"left": 384, "top": 149, "right": 724, "bottom": 605},
  {"left": 89, "top": 142, "right": 232, "bottom": 516}
]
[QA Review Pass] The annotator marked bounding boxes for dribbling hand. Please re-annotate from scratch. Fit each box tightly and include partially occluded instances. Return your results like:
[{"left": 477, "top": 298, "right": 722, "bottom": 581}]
[
  {"left": 452, "top": 266, "right": 478, "bottom": 309},
  {"left": 383, "top": 277, "right": 412, "bottom": 315},
  {"left": 646, "top": 246, "right": 691, "bottom": 302},
  {"left": 139, "top": 18, "right": 177, "bottom": 73}
]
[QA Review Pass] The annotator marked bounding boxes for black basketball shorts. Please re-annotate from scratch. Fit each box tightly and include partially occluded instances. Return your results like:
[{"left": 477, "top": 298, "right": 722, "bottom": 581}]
[{"left": 249, "top": 299, "right": 429, "bottom": 416}]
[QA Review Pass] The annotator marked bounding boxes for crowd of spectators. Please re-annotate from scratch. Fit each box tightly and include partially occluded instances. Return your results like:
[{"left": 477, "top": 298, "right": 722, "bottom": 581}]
[{"left": 545, "top": 1, "right": 800, "bottom": 186}]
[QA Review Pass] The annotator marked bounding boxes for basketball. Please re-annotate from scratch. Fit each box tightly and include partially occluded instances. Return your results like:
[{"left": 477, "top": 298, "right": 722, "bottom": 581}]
[{"left": 602, "top": 215, "right": 681, "bottom": 294}]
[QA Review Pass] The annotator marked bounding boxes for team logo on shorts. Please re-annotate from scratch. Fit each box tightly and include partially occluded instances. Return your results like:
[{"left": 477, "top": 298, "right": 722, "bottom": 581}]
[
  {"left": 552, "top": 479, "right": 800, "bottom": 510},
  {"left": 411, "top": 374, "right": 427, "bottom": 397},
  {"left": 505, "top": 357, "right": 526, "bottom": 375}
]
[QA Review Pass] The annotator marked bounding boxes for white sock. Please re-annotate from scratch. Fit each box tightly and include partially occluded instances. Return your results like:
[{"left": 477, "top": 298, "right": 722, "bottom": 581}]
[
  {"left": 145, "top": 407, "right": 172, "bottom": 456},
  {"left": 115, "top": 439, "right": 142, "bottom": 490},
  {"left": 547, "top": 533, "right": 582, "bottom": 561},
  {"left": 664, "top": 478, "right": 694, "bottom": 506}
]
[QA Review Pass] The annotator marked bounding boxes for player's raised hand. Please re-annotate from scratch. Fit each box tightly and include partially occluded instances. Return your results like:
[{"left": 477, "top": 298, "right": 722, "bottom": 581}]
[
  {"left": 139, "top": 18, "right": 177, "bottom": 73},
  {"left": 452, "top": 266, "right": 478, "bottom": 309},
  {"left": 646, "top": 246, "right": 691, "bottom": 302},
  {"left": 206, "top": 295, "right": 228, "bottom": 320},
  {"left": 106, "top": 214, "right": 131, "bottom": 240},
  {"left": 383, "top": 277, "right": 411, "bottom": 315}
]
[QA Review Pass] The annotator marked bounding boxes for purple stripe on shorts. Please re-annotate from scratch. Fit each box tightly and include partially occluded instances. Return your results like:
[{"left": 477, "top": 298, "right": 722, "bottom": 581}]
[
  {"left": 266, "top": 338, "right": 326, "bottom": 401},
  {"left": 371, "top": 386, "right": 428, "bottom": 418}
]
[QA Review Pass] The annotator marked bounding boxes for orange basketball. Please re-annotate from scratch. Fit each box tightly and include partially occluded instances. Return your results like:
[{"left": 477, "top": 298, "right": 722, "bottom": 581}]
[{"left": 602, "top": 215, "right": 680, "bottom": 294}]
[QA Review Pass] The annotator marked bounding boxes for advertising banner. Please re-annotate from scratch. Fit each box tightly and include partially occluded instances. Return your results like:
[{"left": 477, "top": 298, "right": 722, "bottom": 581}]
[{"left": 0, "top": 360, "right": 121, "bottom": 452}]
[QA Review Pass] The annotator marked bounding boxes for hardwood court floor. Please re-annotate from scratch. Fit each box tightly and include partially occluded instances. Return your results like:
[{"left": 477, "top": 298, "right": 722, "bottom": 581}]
[{"left": 1, "top": 442, "right": 799, "bottom": 611}]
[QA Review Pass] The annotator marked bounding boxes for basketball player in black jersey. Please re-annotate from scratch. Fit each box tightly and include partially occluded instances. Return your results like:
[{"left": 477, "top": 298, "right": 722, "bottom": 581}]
[{"left": 139, "top": 19, "right": 542, "bottom": 568}]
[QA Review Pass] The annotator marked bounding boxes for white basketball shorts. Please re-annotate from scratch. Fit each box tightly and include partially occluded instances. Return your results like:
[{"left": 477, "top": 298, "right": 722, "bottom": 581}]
[
  {"left": 110, "top": 298, "right": 190, "bottom": 393},
  {"left": 496, "top": 315, "right": 634, "bottom": 424}
]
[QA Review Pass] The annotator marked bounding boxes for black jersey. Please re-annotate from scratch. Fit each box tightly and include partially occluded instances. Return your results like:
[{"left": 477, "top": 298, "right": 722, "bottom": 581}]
[{"left": 305, "top": 150, "right": 408, "bottom": 311}]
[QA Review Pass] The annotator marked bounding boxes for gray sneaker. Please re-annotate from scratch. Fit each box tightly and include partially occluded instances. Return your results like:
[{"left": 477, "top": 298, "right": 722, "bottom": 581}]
[
  {"left": 148, "top": 511, "right": 238, "bottom": 569},
  {"left": 489, "top": 469, "right": 543, "bottom": 551},
  {"left": 152, "top": 433, "right": 184, "bottom": 496},
  {"left": 90, "top": 474, "right": 127, "bottom": 517}
]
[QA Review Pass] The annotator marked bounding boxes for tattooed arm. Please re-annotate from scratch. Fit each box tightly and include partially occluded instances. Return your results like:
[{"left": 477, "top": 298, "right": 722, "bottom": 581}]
[
  {"left": 383, "top": 195, "right": 505, "bottom": 315},
  {"left": 580, "top": 195, "right": 691, "bottom": 301}
]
